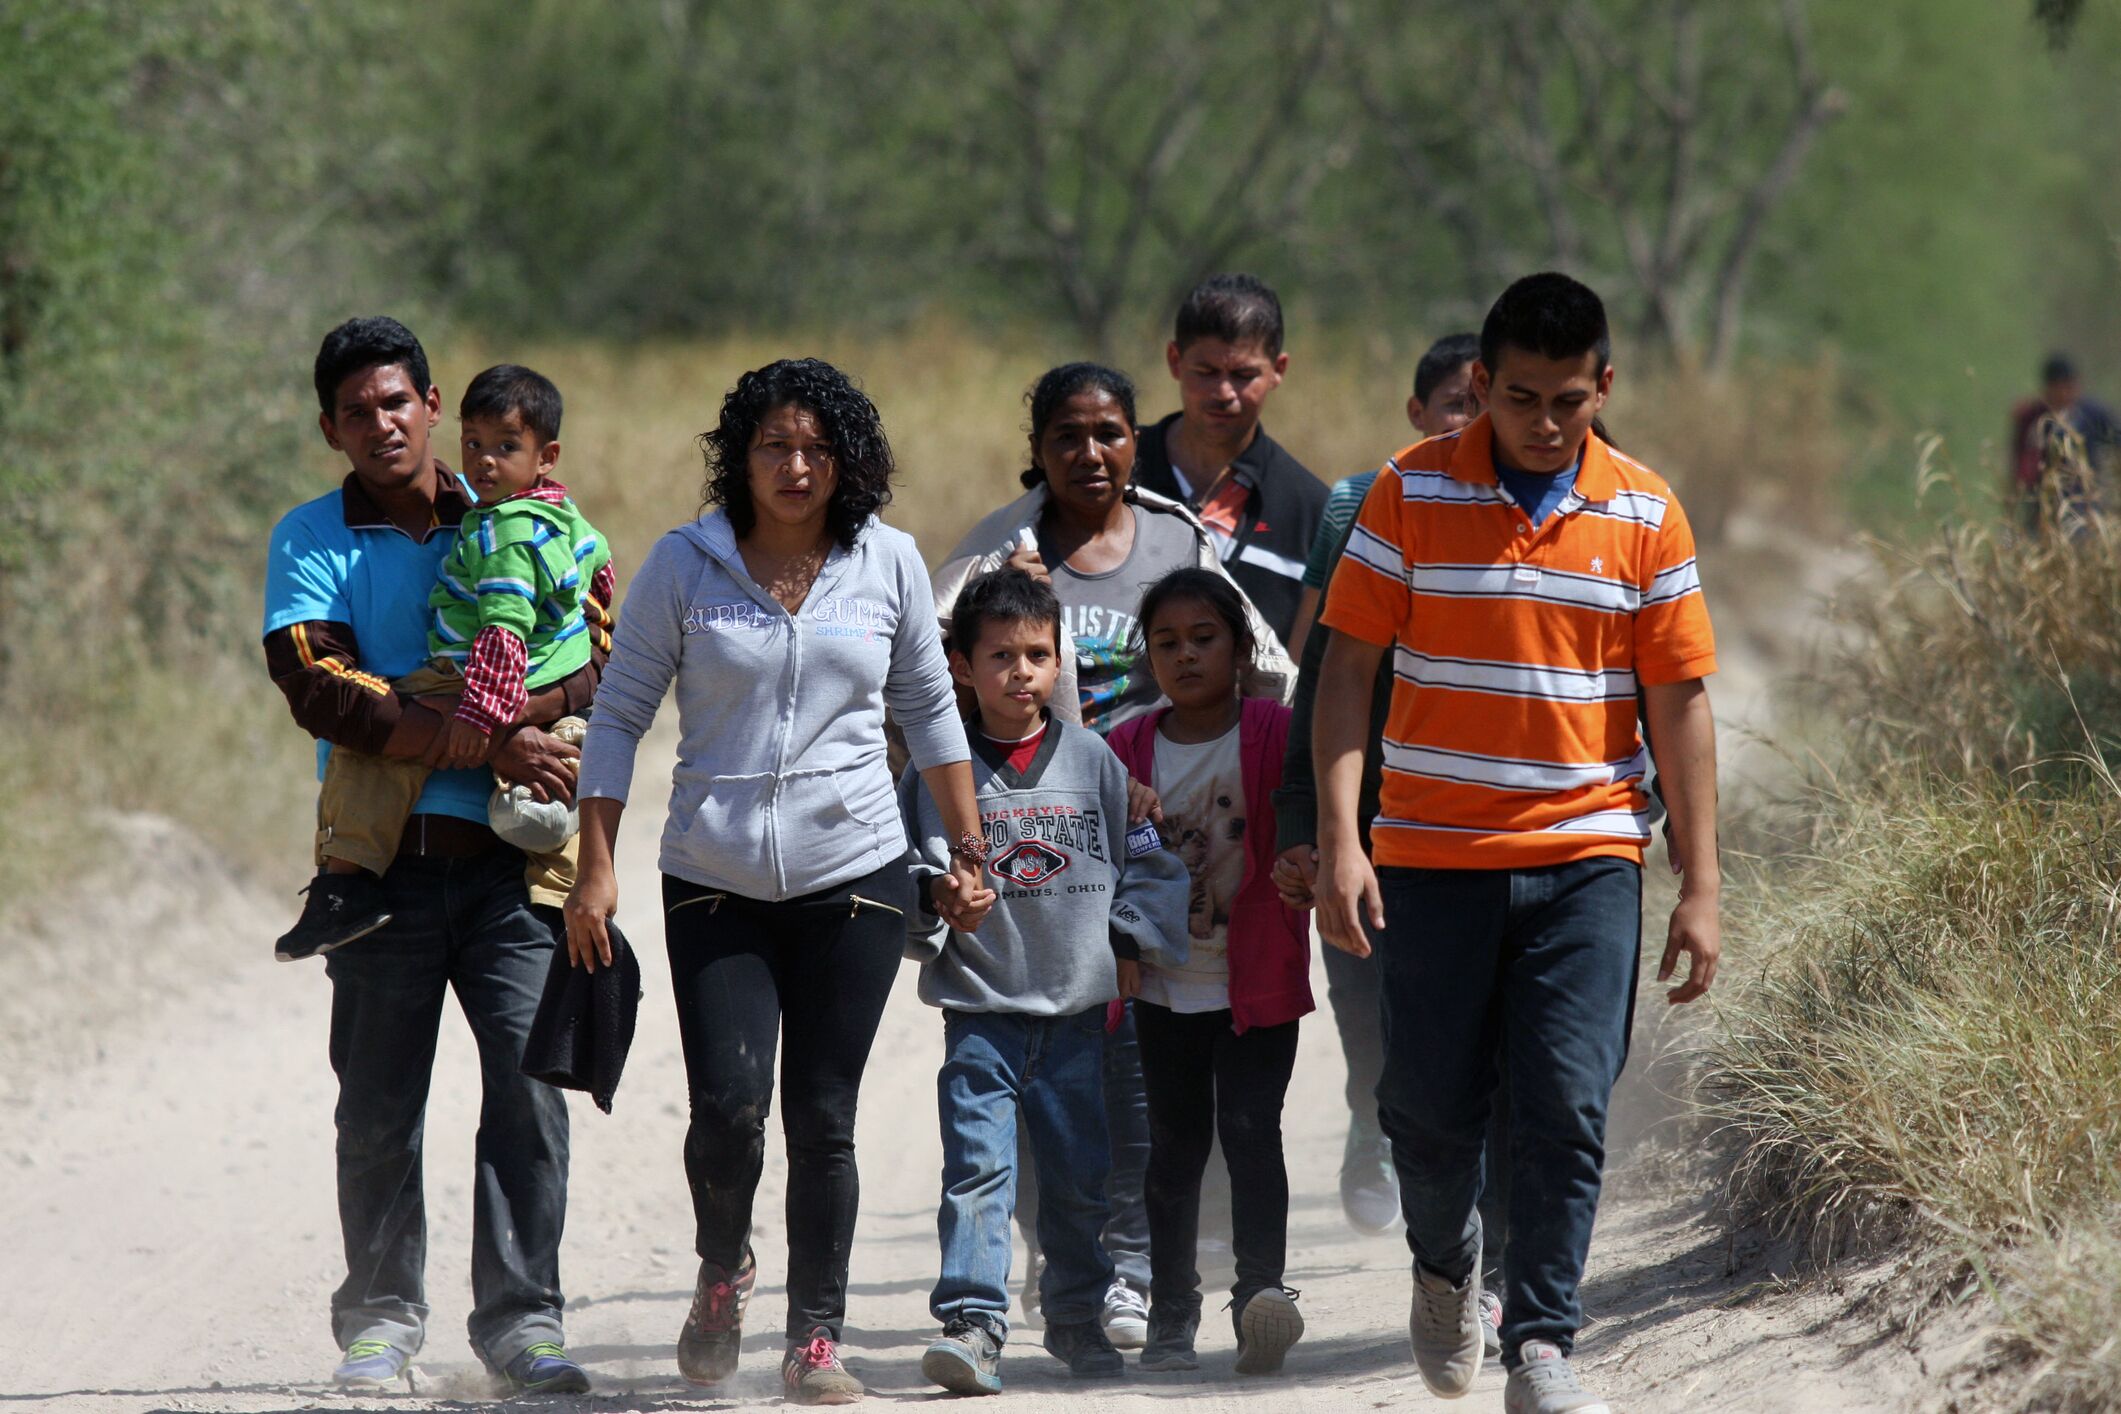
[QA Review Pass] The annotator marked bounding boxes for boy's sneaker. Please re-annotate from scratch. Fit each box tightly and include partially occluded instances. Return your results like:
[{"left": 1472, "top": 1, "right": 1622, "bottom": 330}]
[
  {"left": 1340, "top": 1117, "right": 1401, "bottom": 1235},
  {"left": 1139, "top": 1302, "right": 1200, "bottom": 1372},
  {"left": 783, "top": 1327, "right": 863, "bottom": 1405},
  {"left": 921, "top": 1315, "right": 1003, "bottom": 1396},
  {"left": 1232, "top": 1286, "right": 1304, "bottom": 1376},
  {"left": 1099, "top": 1280, "right": 1149, "bottom": 1349},
  {"left": 1505, "top": 1341, "right": 1611, "bottom": 1413},
  {"left": 677, "top": 1251, "right": 755, "bottom": 1386},
  {"left": 1410, "top": 1259, "right": 1485, "bottom": 1397},
  {"left": 1480, "top": 1288, "right": 1505, "bottom": 1359},
  {"left": 1042, "top": 1318, "right": 1124, "bottom": 1378},
  {"left": 501, "top": 1342, "right": 590, "bottom": 1395},
  {"left": 276, "top": 873, "right": 391, "bottom": 961},
  {"left": 332, "top": 1338, "right": 409, "bottom": 1389}
]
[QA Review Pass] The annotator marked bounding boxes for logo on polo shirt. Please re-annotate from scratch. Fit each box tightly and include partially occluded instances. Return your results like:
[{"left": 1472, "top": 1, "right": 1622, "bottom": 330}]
[
  {"left": 992, "top": 840, "right": 1069, "bottom": 886},
  {"left": 1590, "top": 556, "right": 1605, "bottom": 574}
]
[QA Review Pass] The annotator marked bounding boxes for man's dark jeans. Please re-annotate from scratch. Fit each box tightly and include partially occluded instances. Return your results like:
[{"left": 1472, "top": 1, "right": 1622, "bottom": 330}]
[
  {"left": 1373, "top": 858, "right": 1641, "bottom": 1363},
  {"left": 1349, "top": 922, "right": 1515, "bottom": 1286},
  {"left": 322, "top": 845, "right": 570, "bottom": 1370}
]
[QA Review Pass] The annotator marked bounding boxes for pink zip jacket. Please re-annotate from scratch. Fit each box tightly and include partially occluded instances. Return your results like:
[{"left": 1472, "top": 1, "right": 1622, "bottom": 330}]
[{"left": 1105, "top": 696, "right": 1315, "bottom": 1033}]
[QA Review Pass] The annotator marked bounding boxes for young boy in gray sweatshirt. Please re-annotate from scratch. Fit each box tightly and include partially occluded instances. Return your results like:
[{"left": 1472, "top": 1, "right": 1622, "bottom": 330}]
[{"left": 900, "top": 568, "right": 1190, "bottom": 1395}]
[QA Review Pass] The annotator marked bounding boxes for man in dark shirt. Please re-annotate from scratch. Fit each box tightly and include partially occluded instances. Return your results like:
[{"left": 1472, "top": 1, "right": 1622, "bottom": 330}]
[
  {"left": 261, "top": 317, "right": 605, "bottom": 1395},
  {"left": 1132, "top": 274, "right": 1329, "bottom": 653}
]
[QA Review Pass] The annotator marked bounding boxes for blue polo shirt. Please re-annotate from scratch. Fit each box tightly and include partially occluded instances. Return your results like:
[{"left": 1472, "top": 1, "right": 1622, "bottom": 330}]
[{"left": 263, "top": 480, "right": 492, "bottom": 822}]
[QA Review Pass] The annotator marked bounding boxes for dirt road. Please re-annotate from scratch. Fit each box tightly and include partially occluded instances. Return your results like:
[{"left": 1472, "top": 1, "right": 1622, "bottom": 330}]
[{"left": 2, "top": 716, "right": 1930, "bottom": 1413}]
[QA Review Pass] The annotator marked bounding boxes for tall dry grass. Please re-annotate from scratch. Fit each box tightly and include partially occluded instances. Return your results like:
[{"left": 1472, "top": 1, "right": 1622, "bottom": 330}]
[{"left": 1715, "top": 502, "right": 2121, "bottom": 1409}]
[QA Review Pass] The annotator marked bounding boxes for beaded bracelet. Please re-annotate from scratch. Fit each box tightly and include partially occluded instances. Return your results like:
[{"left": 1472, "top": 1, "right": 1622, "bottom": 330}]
[{"left": 950, "top": 830, "right": 991, "bottom": 867}]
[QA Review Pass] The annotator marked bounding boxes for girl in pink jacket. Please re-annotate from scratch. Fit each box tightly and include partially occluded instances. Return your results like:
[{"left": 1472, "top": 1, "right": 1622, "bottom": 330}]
[{"left": 1104, "top": 567, "right": 1315, "bottom": 1377}]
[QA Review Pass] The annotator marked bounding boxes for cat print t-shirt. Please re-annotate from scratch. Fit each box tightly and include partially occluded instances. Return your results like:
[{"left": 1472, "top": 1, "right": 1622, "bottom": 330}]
[{"left": 1138, "top": 721, "right": 1244, "bottom": 1012}]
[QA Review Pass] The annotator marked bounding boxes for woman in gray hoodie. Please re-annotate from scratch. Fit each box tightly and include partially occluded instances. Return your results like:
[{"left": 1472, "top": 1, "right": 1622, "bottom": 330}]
[{"left": 563, "top": 359, "right": 992, "bottom": 1406}]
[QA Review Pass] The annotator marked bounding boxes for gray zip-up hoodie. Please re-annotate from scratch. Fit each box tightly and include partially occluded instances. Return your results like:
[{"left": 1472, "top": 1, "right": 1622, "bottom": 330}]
[
  {"left": 578, "top": 510, "right": 968, "bottom": 900},
  {"left": 900, "top": 716, "right": 1190, "bottom": 1015}
]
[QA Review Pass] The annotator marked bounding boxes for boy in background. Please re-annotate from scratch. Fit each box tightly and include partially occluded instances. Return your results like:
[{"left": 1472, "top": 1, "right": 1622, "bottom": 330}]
[
  {"left": 277, "top": 363, "right": 613, "bottom": 961},
  {"left": 901, "top": 569, "right": 1189, "bottom": 1394},
  {"left": 1287, "top": 332, "right": 1480, "bottom": 651},
  {"left": 1134, "top": 273, "right": 1329, "bottom": 654}
]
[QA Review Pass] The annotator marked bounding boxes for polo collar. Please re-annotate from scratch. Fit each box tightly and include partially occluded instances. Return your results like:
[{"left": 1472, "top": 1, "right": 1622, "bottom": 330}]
[
  {"left": 339, "top": 461, "right": 472, "bottom": 535},
  {"left": 1444, "top": 414, "right": 1618, "bottom": 503}
]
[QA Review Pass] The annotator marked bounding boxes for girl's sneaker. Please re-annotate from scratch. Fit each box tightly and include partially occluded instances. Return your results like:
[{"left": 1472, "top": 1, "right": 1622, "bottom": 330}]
[
  {"left": 783, "top": 1327, "right": 864, "bottom": 1405},
  {"left": 677, "top": 1251, "right": 755, "bottom": 1386},
  {"left": 1232, "top": 1287, "right": 1304, "bottom": 1375},
  {"left": 1041, "top": 1319, "right": 1124, "bottom": 1378},
  {"left": 1139, "top": 1303, "right": 1200, "bottom": 1372}
]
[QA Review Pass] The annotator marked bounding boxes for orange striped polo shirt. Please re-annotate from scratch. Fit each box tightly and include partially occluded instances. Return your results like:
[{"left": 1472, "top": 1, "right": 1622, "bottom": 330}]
[{"left": 1319, "top": 414, "right": 1716, "bottom": 870}]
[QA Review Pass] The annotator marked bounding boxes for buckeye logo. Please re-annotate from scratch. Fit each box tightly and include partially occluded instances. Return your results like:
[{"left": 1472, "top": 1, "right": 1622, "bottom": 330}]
[{"left": 992, "top": 840, "right": 1069, "bottom": 887}]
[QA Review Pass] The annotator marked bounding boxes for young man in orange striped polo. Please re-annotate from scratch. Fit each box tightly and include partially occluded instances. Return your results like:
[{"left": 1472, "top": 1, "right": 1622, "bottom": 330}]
[{"left": 1312, "top": 273, "right": 1719, "bottom": 1414}]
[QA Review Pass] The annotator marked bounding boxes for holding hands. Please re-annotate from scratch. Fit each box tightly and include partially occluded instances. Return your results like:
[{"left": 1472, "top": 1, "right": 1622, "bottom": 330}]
[{"left": 931, "top": 861, "right": 997, "bottom": 932}]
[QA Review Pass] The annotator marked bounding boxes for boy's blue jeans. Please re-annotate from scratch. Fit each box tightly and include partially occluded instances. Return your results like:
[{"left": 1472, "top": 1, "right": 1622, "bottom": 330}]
[
  {"left": 933, "top": 1006, "right": 1116, "bottom": 1336},
  {"left": 1373, "top": 858, "right": 1641, "bottom": 1365}
]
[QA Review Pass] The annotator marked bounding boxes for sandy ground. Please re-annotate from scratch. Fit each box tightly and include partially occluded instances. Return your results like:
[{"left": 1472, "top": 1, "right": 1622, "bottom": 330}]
[{"left": 1, "top": 695, "right": 1964, "bottom": 1414}]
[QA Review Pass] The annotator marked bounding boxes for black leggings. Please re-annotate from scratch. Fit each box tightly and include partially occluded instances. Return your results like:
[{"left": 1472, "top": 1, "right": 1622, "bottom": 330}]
[
  {"left": 662, "top": 864, "right": 909, "bottom": 1340},
  {"left": 1135, "top": 1003, "right": 1300, "bottom": 1309}
]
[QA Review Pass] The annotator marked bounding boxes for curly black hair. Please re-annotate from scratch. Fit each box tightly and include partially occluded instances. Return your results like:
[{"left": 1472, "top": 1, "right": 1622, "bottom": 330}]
[{"left": 698, "top": 357, "right": 895, "bottom": 547}]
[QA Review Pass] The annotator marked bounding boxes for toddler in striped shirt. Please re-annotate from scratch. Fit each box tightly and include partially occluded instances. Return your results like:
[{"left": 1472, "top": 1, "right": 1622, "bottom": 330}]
[{"left": 276, "top": 363, "right": 613, "bottom": 962}]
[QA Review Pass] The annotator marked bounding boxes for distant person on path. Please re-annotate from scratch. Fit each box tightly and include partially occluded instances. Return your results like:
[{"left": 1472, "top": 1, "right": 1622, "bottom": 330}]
[
  {"left": 275, "top": 363, "right": 613, "bottom": 962},
  {"left": 1285, "top": 333, "right": 1481, "bottom": 653},
  {"left": 563, "top": 357, "right": 993, "bottom": 1407},
  {"left": 1133, "top": 274, "right": 1331, "bottom": 656},
  {"left": 1314, "top": 273, "right": 1722, "bottom": 1414},
  {"left": 928, "top": 362, "right": 1293, "bottom": 1351},
  {"left": 1105, "top": 568, "right": 1315, "bottom": 1377},
  {"left": 262, "top": 317, "right": 604, "bottom": 1395},
  {"left": 903, "top": 568, "right": 1190, "bottom": 1394},
  {"left": 2011, "top": 353, "right": 2121, "bottom": 532}
]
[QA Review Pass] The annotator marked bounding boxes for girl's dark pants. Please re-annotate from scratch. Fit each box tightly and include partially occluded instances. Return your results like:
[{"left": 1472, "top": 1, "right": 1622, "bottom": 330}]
[{"left": 1134, "top": 1002, "right": 1300, "bottom": 1312}]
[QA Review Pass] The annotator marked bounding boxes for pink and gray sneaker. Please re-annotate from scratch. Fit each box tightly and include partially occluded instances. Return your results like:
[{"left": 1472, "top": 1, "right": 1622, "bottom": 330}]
[
  {"left": 783, "top": 1326, "right": 864, "bottom": 1405},
  {"left": 677, "top": 1251, "right": 755, "bottom": 1386}
]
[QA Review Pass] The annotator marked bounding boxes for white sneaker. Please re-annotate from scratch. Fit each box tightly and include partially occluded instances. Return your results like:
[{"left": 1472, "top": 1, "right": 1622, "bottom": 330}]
[
  {"left": 1479, "top": 1288, "right": 1504, "bottom": 1359},
  {"left": 1409, "top": 1262, "right": 1483, "bottom": 1397},
  {"left": 1100, "top": 1280, "right": 1149, "bottom": 1350},
  {"left": 1504, "top": 1340, "right": 1610, "bottom": 1414}
]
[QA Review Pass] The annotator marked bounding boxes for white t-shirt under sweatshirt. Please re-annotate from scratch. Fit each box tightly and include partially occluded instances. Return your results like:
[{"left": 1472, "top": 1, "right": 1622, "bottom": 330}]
[{"left": 1137, "top": 722, "right": 1245, "bottom": 1013}]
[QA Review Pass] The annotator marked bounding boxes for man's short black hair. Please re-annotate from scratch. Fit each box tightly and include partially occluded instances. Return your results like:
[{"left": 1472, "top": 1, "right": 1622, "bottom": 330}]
[
  {"left": 1478, "top": 273, "right": 1610, "bottom": 377},
  {"left": 461, "top": 363, "right": 564, "bottom": 443},
  {"left": 2043, "top": 353, "right": 2080, "bottom": 386},
  {"left": 1174, "top": 273, "right": 1285, "bottom": 358},
  {"left": 314, "top": 316, "right": 430, "bottom": 416},
  {"left": 1414, "top": 332, "right": 1480, "bottom": 402},
  {"left": 950, "top": 567, "right": 1061, "bottom": 659}
]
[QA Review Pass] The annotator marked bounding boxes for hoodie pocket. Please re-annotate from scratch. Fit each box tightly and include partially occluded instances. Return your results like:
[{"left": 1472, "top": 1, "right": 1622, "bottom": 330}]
[
  {"left": 774, "top": 769, "right": 882, "bottom": 866},
  {"left": 670, "top": 772, "right": 775, "bottom": 887}
]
